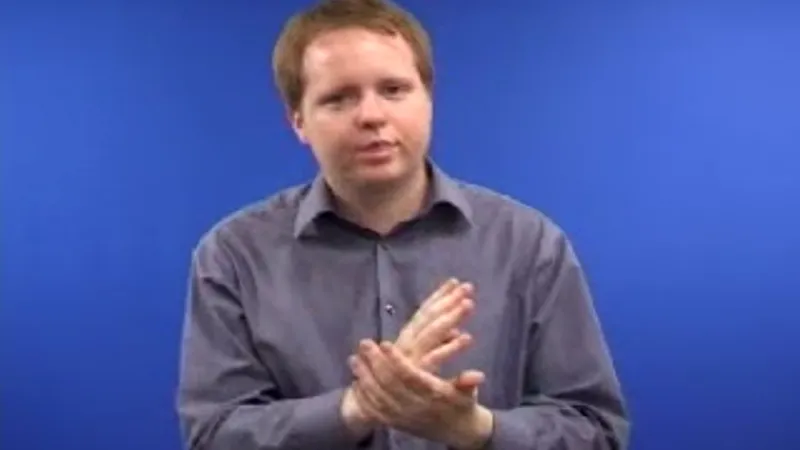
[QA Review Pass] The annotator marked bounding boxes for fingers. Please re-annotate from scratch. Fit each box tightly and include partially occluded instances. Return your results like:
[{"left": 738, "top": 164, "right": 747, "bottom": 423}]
[
  {"left": 383, "top": 342, "right": 479, "bottom": 410},
  {"left": 451, "top": 370, "right": 485, "bottom": 391},
  {"left": 385, "top": 278, "right": 483, "bottom": 403},
  {"left": 399, "top": 284, "right": 474, "bottom": 360},
  {"left": 444, "top": 327, "right": 461, "bottom": 342},
  {"left": 349, "top": 339, "right": 484, "bottom": 431},
  {"left": 418, "top": 278, "right": 460, "bottom": 312},
  {"left": 382, "top": 343, "right": 482, "bottom": 411},
  {"left": 351, "top": 381, "right": 393, "bottom": 424},
  {"left": 418, "top": 331, "right": 474, "bottom": 372},
  {"left": 416, "top": 282, "right": 474, "bottom": 336},
  {"left": 381, "top": 341, "right": 450, "bottom": 400},
  {"left": 349, "top": 350, "right": 405, "bottom": 418},
  {"left": 398, "top": 279, "right": 464, "bottom": 345},
  {"left": 355, "top": 340, "right": 426, "bottom": 410},
  {"left": 413, "top": 296, "right": 475, "bottom": 357}
]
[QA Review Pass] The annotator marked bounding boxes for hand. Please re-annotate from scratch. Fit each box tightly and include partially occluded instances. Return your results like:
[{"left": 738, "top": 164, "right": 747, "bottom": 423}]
[
  {"left": 349, "top": 339, "right": 494, "bottom": 450},
  {"left": 340, "top": 278, "right": 481, "bottom": 440},
  {"left": 396, "top": 278, "right": 471, "bottom": 364},
  {"left": 340, "top": 384, "right": 375, "bottom": 442},
  {"left": 396, "top": 278, "right": 482, "bottom": 389}
]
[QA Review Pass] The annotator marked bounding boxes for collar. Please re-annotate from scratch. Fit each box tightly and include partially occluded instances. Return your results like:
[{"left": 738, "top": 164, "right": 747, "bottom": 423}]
[{"left": 293, "top": 160, "right": 473, "bottom": 238}]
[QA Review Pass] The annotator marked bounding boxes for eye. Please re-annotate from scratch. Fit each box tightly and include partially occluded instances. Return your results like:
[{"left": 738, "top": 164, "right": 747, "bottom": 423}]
[
  {"left": 382, "top": 81, "right": 411, "bottom": 98},
  {"left": 320, "top": 93, "right": 345, "bottom": 105},
  {"left": 316, "top": 92, "right": 357, "bottom": 112},
  {"left": 316, "top": 84, "right": 359, "bottom": 107}
]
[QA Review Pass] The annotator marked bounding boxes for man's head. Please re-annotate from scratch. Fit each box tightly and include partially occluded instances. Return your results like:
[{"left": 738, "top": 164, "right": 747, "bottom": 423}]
[{"left": 272, "top": 0, "right": 434, "bottom": 193}]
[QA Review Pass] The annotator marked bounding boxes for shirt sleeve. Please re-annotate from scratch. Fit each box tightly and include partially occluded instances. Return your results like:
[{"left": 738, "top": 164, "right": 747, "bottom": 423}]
[
  {"left": 175, "top": 229, "right": 365, "bottom": 450},
  {"left": 485, "top": 219, "right": 631, "bottom": 450}
]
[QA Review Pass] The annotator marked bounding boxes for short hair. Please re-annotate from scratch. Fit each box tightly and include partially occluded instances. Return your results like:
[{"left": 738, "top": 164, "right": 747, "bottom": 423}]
[{"left": 271, "top": 0, "right": 434, "bottom": 113}]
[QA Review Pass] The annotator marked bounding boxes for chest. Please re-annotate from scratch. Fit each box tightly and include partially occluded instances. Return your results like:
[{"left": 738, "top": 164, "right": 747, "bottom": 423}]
[{"left": 243, "top": 235, "right": 531, "bottom": 409}]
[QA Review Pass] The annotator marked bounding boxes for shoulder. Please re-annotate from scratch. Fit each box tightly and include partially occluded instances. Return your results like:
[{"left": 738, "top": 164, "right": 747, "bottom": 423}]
[
  {"left": 459, "top": 180, "right": 568, "bottom": 249},
  {"left": 454, "top": 179, "right": 583, "bottom": 305},
  {"left": 454, "top": 179, "right": 578, "bottom": 276},
  {"left": 191, "top": 182, "right": 311, "bottom": 261}
]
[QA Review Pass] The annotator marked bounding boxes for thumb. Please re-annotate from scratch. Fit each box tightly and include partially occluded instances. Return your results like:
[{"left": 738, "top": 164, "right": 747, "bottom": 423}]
[{"left": 451, "top": 369, "right": 485, "bottom": 392}]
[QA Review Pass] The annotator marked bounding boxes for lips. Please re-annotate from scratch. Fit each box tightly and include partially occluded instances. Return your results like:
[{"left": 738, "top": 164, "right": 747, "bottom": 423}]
[
  {"left": 354, "top": 140, "right": 396, "bottom": 163},
  {"left": 357, "top": 140, "right": 396, "bottom": 152}
]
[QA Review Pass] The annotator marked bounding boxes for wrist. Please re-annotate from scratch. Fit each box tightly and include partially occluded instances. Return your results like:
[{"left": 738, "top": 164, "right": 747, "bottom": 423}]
[
  {"left": 450, "top": 405, "right": 494, "bottom": 450},
  {"left": 340, "top": 386, "right": 375, "bottom": 441}
]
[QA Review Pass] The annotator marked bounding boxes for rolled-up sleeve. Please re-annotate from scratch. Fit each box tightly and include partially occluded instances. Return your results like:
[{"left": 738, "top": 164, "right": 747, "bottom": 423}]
[
  {"left": 486, "top": 220, "right": 631, "bottom": 450},
  {"left": 175, "top": 230, "right": 363, "bottom": 450}
]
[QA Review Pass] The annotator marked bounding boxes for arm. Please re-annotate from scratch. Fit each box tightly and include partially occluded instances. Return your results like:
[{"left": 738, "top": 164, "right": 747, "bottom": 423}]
[
  {"left": 486, "top": 221, "right": 631, "bottom": 450},
  {"left": 176, "top": 230, "right": 369, "bottom": 450}
]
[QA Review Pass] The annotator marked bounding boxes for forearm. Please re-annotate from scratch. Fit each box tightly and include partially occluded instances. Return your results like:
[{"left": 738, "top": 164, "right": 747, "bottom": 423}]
[
  {"left": 183, "top": 387, "right": 371, "bottom": 450},
  {"left": 494, "top": 223, "right": 630, "bottom": 449},
  {"left": 180, "top": 236, "right": 375, "bottom": 449},
  {"left": 484, "top": 399, "right": 629, "bottom": 450}
]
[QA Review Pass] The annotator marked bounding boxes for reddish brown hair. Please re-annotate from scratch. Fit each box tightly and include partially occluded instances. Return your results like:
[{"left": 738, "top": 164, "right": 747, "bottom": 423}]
[{"left": 271, "top": 0, "right": 434, "bottom": 113}]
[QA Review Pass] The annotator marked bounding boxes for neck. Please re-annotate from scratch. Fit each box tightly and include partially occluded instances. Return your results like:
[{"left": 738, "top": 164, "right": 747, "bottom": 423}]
[{"left": 329, "top": 167, "right": 429, "bottom": 235}]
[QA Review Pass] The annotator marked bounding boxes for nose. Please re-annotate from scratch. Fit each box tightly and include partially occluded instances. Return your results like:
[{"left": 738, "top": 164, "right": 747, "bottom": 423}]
[{"left": 354, "top": 92, "right": 387, "bottom": 128}]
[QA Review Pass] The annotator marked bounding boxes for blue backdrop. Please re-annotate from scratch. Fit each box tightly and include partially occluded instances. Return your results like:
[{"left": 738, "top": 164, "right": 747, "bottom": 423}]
[{"left": 3, "top": 2, "right": 798, "bottom": 449}]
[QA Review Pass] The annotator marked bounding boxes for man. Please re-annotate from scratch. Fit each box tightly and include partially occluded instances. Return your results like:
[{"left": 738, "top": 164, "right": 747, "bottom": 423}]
[{"left": 176, "top": 0, "right": 630, "bottom": 449}]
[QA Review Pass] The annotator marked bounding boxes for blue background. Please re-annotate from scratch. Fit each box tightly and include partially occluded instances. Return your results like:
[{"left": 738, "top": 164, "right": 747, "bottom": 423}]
[{"left": 3, "top": 1, "right": 798, "bottom": 449}]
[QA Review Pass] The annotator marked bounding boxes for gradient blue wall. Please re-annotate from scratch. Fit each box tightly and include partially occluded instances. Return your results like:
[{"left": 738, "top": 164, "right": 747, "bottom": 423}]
[{"left": 3, "top": 2, "right": 798, "bottom": 449}]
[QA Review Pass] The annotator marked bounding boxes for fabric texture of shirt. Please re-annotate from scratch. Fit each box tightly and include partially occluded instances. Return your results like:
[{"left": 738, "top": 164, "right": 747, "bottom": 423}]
[{"left": 176, "top": 162, "right": 630, "bottom": 450}]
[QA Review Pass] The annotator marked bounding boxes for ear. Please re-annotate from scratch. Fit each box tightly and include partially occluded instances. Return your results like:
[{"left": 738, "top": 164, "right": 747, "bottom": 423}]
[{"left": 288, "top": 108, "right": 309, "bottom": 145}]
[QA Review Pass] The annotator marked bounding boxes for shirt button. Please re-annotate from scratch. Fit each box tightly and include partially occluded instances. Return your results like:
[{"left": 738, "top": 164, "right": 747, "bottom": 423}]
[{"left": 384, "top": 304, "right": 395, "bottom": 315}]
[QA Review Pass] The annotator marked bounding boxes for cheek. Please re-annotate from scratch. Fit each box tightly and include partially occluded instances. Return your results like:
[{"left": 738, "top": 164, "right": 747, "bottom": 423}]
[
  {"left": 307, "top": 127, "right": 352, "bottom": 164},
  {"left": 403, "top": 101, "right": 432, "bottom": 137},
  {"left": 304, "top": 120, "right": 340, "bottom": 149},
  {"left": 398, "top": 113, "right": 431, "bottom": 148}
]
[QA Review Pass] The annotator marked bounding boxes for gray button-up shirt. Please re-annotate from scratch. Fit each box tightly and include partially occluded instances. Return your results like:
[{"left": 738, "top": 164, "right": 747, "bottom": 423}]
[{"left": 177, "top": 163, "right": 630, "bottom": 450}]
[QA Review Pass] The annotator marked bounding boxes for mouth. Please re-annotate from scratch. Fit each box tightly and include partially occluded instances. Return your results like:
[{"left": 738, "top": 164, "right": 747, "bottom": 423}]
[
  {"left": 357, "top": 140, "right": 396, "bottom": 152},
  {"left": 354, "top": 140, "right": 397, "bottom": 164}
]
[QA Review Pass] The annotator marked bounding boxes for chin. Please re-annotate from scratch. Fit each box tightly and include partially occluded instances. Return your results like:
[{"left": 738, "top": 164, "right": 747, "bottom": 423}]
[{"left": 350, "top": 161, "right": 411, "bottom": 186}]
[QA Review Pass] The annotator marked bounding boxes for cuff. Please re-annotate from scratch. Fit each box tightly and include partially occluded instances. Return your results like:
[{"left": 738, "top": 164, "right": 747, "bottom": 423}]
[
  {"left": 286, "top": 388, "right": 368, "bottom": 448},
  {"left": 484, "top": 409, "right": 531, "bottom": 450}
]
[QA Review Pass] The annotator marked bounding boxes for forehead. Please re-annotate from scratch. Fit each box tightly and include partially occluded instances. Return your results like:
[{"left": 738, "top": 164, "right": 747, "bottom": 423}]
[{"left": 302, "top": 27, "right": 418, "bottom": 88}]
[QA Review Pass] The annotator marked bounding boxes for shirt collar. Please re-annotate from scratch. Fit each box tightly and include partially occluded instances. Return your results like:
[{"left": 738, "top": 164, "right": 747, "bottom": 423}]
[{"left": 293, "top": 160, "right": 473, "bottom": 238}]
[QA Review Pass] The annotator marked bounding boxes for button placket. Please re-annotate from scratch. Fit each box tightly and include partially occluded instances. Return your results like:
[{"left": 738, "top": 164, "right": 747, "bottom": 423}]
[{"left": 375, "top": 241, "right": 402, "bottom": 341}]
